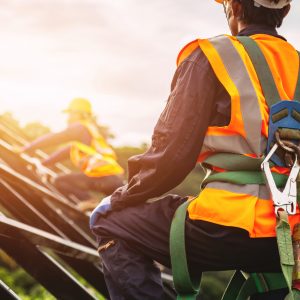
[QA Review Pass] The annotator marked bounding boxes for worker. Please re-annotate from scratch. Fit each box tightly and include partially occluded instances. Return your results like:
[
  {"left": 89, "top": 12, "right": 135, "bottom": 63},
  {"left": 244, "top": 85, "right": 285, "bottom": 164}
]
[
  {"left": 22, "top": 98, "right": 124, "bottom": 207},
  {"left": 90, "top": 1, "right": 299, "bottom": 299}
]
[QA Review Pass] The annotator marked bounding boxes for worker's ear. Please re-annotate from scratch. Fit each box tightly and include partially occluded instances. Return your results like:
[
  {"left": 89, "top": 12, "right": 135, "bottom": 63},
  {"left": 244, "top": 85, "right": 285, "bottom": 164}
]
[
  {"left": 283, "top": 4, "right": 290, "bottom": 18},
  {"left": 231, "top": 0, "right": 243, "bottom": 19}
]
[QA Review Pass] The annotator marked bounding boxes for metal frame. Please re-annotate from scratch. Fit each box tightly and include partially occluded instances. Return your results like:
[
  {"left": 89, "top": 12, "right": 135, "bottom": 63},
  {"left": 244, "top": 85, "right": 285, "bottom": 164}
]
[{"left": 0, "top": 120, "right": 176, "bottom": 299}]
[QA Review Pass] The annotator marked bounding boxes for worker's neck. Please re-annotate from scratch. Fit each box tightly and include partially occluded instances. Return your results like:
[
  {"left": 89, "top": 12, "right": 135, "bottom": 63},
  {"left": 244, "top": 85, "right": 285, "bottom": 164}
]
[
  {"left": 237, "top": 22, "right": 247, "bottom": 35},
  {"left": 237, "top": 23, "right": 281, "bottom": 39}
]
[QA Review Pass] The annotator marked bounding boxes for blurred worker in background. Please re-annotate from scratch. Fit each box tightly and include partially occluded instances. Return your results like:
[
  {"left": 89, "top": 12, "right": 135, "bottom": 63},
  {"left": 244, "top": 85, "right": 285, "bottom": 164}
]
[{"left": 22, "top": 98, "right": 124, "bottom": 208}]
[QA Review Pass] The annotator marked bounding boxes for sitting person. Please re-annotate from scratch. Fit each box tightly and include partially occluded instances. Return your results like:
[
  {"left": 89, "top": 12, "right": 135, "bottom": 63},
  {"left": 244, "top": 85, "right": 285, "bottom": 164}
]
[{"left": 89, "top": 1, "right": 299, "bottom": 299}]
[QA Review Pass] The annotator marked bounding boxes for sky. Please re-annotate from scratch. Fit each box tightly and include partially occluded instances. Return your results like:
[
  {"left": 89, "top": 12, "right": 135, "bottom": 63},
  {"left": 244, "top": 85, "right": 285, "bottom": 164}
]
[{"left": 1, "top": 0, "right": 299, "bottom": 146}]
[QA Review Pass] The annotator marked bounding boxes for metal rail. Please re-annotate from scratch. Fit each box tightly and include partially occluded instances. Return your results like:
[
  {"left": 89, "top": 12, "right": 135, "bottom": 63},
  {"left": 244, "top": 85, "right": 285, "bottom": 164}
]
[{"left": 0, "top": 120, "right": 177, "bottom": 299}]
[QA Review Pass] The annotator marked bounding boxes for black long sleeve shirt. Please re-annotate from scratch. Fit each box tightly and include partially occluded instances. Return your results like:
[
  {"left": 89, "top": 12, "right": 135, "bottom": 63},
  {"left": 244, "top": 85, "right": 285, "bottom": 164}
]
[{"left": 111, "top": 25, "right": 286, "bottom": 210}]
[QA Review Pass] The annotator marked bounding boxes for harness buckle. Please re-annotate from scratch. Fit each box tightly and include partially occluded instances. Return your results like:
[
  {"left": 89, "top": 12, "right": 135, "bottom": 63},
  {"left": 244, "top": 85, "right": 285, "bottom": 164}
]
[{"left": 261, "top": 143, "right": 299, "bottom": 216}]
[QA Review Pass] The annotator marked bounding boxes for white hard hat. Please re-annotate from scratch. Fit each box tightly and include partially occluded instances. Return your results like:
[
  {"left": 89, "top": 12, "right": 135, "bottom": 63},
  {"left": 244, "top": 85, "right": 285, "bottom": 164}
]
[
  {"left": 215, "top": 0, "right": 292, "bottom": 9},
  {"left": 254, "top": 0, "right": 291, "bottom": 9}
]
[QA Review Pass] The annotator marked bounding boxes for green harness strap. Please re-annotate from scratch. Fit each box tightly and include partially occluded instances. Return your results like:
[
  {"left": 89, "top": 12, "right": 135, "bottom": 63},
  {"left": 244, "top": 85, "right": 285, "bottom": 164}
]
[
  {"left": 203, "top": 170, "right": 288, "bottom": 187},
  {"left": 170, "top": 200, "right": 200, "bottom": 300},
  {"left": 236, "top": 37, "right": 300, "bottom": 106},
  {"left": 202, "top": 152, "right": 298, "bottom": 192},
  {"left": 203, "top": 153, "right": 264, "bottom": 171},
  {"left": 237, "top": 36, "right": 281, "bottom": 106},
  {"left": 221, "top": 271, "right": 289, "bottom": 299},
  {"left": 276, "top": 211, "right": 295, "bottom": 297}
]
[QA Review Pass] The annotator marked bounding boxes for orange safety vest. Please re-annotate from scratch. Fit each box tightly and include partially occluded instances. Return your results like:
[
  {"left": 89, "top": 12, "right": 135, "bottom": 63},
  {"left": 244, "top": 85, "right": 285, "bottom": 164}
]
[
  {"left": 69, "top": 120, "right": 124, "bottom": 177},
  {"left": 178, "top": 34, "right": 300, "bottom": 238}
]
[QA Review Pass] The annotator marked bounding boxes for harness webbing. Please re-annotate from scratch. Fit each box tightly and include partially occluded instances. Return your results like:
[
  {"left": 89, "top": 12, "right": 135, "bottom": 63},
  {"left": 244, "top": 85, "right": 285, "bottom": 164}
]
[
  {"left": 170, "top": 200, "right": 200, "bottom": 300},
  {"left": 203, "top": 153, "right": 264, "bottom": 171},
  {"left": 276, "top": 210, "right": 295, "bottom": 295},
  {"left": 202, "top": 169, "right": 288, "bottom": 187},
  {"left": 237, "top": 36, "right": 281, "bottom": 107},
  {"left": 237, "top": 37, "right": 300, "bottom": 107}
]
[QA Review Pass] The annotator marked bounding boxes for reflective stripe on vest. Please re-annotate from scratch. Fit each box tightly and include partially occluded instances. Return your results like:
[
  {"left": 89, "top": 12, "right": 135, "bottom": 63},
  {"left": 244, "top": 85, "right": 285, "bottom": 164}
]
[
  {"left": 176, "top": 34, "right": 300, "bottom": 237},
  {"left": 211, "top": 36, "right": 264, "bottom": 155},
  {"left": 70, "top": 120, "right": 124, "bottom": 177},
  {"left": 82, "top": 121, "right": 117, "bottom": 159},
  {"left": 199, "top": 35, "right": 265, "bottom": 157}
]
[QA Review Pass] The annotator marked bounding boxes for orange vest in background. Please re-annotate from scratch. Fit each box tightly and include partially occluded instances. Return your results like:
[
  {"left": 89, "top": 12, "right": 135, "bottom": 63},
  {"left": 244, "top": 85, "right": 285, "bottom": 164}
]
[
  {"left": 177, "top": 34, "right": 300, "bottom": 238},
  {"left": 70, "top": 120, "right": 124, "bottom": 177}
]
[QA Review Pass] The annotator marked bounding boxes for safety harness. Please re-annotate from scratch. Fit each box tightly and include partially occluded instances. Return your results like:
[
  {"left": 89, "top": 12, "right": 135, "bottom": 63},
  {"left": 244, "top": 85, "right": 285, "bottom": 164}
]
[{"left": 170, "top": 36, "right": 300, "bottom": 300}]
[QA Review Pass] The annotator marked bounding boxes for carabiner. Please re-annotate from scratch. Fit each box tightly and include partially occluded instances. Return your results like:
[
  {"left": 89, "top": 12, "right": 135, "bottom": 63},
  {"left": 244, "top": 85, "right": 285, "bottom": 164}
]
[{"left": 261, "top": 145, "right": 299, "bottom": 216}]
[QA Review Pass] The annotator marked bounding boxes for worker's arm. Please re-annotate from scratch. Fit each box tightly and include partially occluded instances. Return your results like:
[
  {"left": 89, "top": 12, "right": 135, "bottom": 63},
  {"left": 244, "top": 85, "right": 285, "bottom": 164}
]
[
  {"left": 22, "top": 122, "right": 92, "bottom": 154},
  {"left": 42, "top": 145, "right": 71, "bottom": 167},
  {"left": 111, "top": 48, "right": 229, "bottom": 210}
]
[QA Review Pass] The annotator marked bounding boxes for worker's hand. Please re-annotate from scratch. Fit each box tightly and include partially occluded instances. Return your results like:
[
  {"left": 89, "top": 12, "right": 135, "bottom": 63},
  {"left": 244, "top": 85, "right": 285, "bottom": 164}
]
[
  {"left": 27, "top": 157, "right": 49, "bottom": 176},
  {"left": 90, "top": 196, "right": 112, "bottom": 227},
  {"left": 96, "top": 195, "right": 112, "bottom": 214}
]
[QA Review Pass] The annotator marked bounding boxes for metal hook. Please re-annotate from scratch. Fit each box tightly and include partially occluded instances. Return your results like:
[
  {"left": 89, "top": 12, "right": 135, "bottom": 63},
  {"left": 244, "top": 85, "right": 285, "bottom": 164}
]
[{"left": 261, "top": 145, "right": 299, "bottom": 216}]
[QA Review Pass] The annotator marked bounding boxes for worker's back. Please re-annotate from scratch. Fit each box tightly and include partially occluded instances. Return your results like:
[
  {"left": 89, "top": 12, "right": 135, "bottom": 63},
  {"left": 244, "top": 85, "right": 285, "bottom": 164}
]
[{"left": 185, "top": 34, "right": 300, "bottom": 238}]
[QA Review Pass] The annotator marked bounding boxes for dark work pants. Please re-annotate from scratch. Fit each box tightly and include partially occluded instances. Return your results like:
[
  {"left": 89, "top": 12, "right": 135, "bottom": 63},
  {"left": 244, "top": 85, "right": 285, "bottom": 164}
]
[
  {"left": 53, "top": 172, "right": 124, "bottom": 200},
  {"left": 90, "top": 195, "right": 288, "bottom": 300}
]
